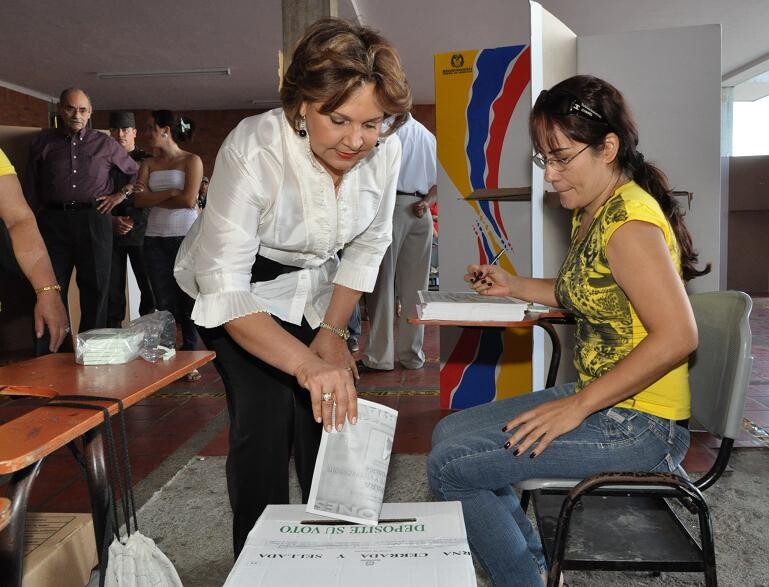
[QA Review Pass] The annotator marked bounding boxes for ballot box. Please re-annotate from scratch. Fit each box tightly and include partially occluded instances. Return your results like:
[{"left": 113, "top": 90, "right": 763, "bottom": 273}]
[{"left": 224, "top": 501, "right": 477, "bottom": 586}]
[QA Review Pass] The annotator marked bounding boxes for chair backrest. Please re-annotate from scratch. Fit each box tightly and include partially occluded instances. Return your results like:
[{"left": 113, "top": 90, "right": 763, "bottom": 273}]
[{"left": 688, "top": 291, "right": 753, "bottom": 440}]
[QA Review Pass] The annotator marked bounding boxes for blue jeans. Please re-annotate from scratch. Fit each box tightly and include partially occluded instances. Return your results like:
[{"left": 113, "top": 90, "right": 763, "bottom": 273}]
[{"left": 427, "top": 383, "right": 690, "bottom": 587}]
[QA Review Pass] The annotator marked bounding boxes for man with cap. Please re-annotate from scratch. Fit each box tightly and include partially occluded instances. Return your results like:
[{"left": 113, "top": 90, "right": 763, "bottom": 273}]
[
  {"left": 24, "top": 88, "right": 139, "bottom": 347},
  {"left": 107, "top": 110, "right": 155, "bottom": 327}
]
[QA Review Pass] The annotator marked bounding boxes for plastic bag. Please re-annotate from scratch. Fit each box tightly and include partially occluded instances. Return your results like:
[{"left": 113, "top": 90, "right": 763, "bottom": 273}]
[
  {"left": 103, "top": 532, "right": 183, "bottom": 587},
  {"left": 75, "top": 328, "right": 144, "bottom": 365},
  {"left": 74, "top": 311, "right": 176, "bottom": 365},
  {"left": 128, "top": 311, "right": 177, "bottom": 362}
]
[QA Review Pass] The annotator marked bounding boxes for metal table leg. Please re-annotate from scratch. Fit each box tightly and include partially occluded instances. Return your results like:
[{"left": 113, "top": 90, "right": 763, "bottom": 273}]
[
  {"left": 82, "top": 427, "right": 111, "bottom": 566},
  {"left": 0, "top": 459, "right": 45, "bottom": 587},
  {"left": 536, "top": 320, "right": 562, "bottom": 389}
]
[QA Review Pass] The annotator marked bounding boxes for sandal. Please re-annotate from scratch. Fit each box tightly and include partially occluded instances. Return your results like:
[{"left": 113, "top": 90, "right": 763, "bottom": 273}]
[{"left": 185, "top": 369, "right": 201, "bottom": 382}]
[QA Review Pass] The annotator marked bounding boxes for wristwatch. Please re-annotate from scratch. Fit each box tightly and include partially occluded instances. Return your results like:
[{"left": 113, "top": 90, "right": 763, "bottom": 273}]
[{"left": 319, "top": 321, "right": 350, "bottom": 341}]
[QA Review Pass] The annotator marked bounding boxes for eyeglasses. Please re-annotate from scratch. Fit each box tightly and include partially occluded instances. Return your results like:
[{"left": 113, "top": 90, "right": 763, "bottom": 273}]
[
  {"left": 537, "top": 90, "right": 608, "bottom": 125},
  {"left": 532, "top": 143, "right": 592, "bottom": 171}
]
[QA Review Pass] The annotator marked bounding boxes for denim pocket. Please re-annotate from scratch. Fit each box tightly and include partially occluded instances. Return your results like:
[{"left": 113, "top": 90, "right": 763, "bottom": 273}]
[{"left": 587, "top": 408, "right": 642, "bottom": 441}]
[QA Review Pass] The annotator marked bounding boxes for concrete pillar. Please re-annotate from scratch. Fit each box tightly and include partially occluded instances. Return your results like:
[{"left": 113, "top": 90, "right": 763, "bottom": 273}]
[{"left": 282, "top": 0, "right": 338, "bottom": 72}]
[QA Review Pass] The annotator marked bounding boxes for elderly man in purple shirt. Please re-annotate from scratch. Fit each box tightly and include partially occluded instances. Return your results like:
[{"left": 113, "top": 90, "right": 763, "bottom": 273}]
[{"left": 24, "top": 88, "right": 139, "bottom": 342}]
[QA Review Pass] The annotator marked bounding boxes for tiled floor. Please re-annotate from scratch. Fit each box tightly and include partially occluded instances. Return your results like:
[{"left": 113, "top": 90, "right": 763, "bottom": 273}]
[{"left": 2, "top": 297, "right": 768, "bottom": 514}]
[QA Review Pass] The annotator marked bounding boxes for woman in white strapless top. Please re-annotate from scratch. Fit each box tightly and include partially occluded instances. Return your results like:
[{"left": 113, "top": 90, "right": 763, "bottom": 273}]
[{"left": 133, "top": 110, "right": 204, "bottom": 377}]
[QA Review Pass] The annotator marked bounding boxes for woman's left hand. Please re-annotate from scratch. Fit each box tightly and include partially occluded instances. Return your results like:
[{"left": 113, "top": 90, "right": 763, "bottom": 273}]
[
  {"left": 502, "top": 395, "right": 587, "bottom": 458},
  {"left": 310, "top": 331, "right": 357, "bottom": 378}
]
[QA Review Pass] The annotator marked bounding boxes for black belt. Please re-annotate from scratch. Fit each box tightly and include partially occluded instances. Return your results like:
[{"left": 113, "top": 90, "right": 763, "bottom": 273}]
[
  {"left": 396, "top": 190, "right": 426, "bottom": 197},
  {"left": 44, "top": 201, "right": 94, "bottom": 211},
  {"left": 250, "top": 254, "right": 302, "bottom": 283}
]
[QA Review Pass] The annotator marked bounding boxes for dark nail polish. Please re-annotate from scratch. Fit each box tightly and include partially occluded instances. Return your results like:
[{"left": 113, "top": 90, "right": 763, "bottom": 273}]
[
  {"left": 529, "top": 452, "right": 537, "bottom": 459},
  {"left": 513, "top": 448, "right": 520, "bottom": 456},
  {"left": 504, "top": 441, "right": 511, "bottom": 449},
  {"left": 501, "top": 425, "right": 507, "bottom": 432},
  {"left": 470, "top": 278, "right": 477, "bottom": 283}
]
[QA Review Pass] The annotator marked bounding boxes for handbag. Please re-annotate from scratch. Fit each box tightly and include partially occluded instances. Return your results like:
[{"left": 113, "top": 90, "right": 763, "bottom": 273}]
[{"left": 48, "top": 395, "right": 183, "bottom": 587}]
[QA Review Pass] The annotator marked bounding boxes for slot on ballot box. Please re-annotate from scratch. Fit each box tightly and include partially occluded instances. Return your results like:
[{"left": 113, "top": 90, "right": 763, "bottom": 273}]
[{"left": 224, "top": 502, "right": 477, "bottom": 587}]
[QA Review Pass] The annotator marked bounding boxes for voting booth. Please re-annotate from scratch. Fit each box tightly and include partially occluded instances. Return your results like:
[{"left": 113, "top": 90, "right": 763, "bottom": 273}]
[{"left": 436, "top": 1, "right": 723, "bottom": 409}]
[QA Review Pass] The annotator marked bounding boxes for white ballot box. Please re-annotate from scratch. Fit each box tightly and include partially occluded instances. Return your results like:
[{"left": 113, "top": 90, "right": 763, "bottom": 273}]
[{"left": 224, "top": 501, "right": 477, "bottom": 587}]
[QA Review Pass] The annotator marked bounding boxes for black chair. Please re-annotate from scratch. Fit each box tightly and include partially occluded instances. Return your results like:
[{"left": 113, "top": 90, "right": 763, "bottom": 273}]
[{"left": 516, "top": 291, "right": 753, "bottom": 587}]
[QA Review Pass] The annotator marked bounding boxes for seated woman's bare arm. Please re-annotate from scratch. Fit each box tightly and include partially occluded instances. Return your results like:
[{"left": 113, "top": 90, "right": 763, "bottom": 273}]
[{"left": 503, "top": 220, "right": 697, "bottom": 457}]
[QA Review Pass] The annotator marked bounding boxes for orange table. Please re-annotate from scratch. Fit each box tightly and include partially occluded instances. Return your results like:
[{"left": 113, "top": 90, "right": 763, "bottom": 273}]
[
  {"left": 0, "top": 350, "right": 215, "bottom": 586},
  {"left": 409, "top": 311, "right": 572, "bottom": 404}
]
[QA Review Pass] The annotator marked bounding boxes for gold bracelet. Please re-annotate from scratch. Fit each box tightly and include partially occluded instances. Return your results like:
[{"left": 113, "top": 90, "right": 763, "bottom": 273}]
[
  {"left": 319, "top": 321, "right": 350, "bottom": 341},
  {"left": 35, "top": 284, "right": 61, "bottom": 295}
]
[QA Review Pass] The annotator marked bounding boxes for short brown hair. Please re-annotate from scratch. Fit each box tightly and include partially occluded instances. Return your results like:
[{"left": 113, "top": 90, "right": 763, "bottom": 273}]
[{"left": 280, "top": 18, "right": 412, "bottom": 136}]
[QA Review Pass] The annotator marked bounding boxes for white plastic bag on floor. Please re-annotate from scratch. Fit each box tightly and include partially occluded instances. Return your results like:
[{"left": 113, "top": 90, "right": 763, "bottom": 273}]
[{"left": 104, "top": 532, "right": 183, "bottom": 587}]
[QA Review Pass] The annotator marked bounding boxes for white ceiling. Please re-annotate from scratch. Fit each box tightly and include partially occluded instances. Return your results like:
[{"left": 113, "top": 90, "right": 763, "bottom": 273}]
[{"left": 2, "top": 0, "right": 769, "bottom": 111}]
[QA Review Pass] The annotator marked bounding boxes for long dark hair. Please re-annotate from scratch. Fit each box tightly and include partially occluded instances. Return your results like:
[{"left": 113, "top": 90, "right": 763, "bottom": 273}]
[
  {"left": 151, "top": 109, "right": 195, "bottom": 143},
  {"left": 530, "top": 75, "right": 710, "bottom": 282}
]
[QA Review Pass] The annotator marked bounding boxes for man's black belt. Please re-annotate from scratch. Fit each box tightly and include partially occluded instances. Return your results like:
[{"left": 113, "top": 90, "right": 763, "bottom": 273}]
[
  {"left": 44, "top": 201, "right": 94, "bottom": 211},
  {"left": 396, "top": 190, "right": 426, "bottom": 197}
]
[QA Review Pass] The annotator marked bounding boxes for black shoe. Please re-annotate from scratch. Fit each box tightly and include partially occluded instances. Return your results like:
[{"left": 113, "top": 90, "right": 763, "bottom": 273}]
[{"left": 355, "top": 359, "right": 381, "bottom": 374}]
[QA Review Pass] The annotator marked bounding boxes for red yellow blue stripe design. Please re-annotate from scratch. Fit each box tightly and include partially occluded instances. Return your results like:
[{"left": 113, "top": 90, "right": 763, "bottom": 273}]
[{"left": 435, "top": 45, "right": 532, "bottom": 409}]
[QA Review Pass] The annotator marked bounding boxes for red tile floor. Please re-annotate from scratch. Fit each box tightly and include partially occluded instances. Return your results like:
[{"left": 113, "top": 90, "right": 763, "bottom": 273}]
[{"left": 2, "top": 296, "right": 769, "bottom": 514}]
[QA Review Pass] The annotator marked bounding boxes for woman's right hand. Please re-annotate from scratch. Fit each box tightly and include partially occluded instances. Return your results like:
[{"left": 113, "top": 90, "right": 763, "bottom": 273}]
[
  {"left": 34, "top": 292, "right": 69, "bottom": 352},
  {"left": 465, "top": 264, "right": 514, "bottom": 296},
  {"left": 294, "top": 356, "right": 358, "bottom": 433}
]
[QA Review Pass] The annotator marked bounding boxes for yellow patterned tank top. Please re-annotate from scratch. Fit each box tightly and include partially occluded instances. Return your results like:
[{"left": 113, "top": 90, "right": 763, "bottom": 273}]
[
  {"left": 554, "top": 180, "right": 690, "bottom": 420},
  {"left": 0, "top": 148, "right": 16, "bottom": 177}
]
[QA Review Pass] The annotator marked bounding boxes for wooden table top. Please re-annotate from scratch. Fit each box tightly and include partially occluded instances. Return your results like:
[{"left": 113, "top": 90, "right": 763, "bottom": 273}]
[{"left": 0, "top": 350, "right": 215, "bottom": 474}]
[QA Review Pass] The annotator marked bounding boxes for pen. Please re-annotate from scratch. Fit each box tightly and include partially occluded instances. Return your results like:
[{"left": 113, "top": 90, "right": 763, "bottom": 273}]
[
  {"left": 472, "top": 249, "right": 507, "bottom": 284},
  {"left": 489, "top": 249, "right": 506, "bottom": 266}
]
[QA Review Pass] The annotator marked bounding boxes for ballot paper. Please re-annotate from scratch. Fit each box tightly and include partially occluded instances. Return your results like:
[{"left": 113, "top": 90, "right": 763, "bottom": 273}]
[
  {"left": 306, "top": 399, "right": 397, "bottom": 525},
  {"left": 74, "top": 329, "right": 144, "bottom": 365},
  {"left": 224, "top": 502, "right": 477, "bottom": 587}
]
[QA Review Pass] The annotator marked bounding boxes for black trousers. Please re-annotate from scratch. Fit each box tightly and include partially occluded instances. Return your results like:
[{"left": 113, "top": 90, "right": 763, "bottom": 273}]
[
  {"left": 107, "top": 243, "right": 156, "bottom": 327},
  {"left": 197, "top": 256, "right": 321, "bottom": 557},
  {"left": 144, "top": 236, "right": 198, "bottom": 350},
  {"left": 36, "top": 208, "right": 112, "bottom": 333}
]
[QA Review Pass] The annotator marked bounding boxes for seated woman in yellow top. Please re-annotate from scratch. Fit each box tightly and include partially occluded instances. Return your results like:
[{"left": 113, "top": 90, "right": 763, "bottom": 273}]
[
  {"left": 427, "top": 75, "right": 710, "bottom": 587},
  {"left": 0, "top": 148, "right": 68, "bottom": 351}
]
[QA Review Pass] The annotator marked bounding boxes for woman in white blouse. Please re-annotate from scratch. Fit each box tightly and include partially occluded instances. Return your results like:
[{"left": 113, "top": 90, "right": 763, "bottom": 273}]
[
  {"left": 174, "top": 18, "right": 411, "bottom": 555},
  {"left": 133, "top": 110, "right": 204, "bottom": 379}
]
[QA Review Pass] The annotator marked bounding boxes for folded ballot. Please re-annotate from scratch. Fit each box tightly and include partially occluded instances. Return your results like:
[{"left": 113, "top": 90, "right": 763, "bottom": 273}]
[
  {"left": 416, "top": 290, "right": 529, "bottom": 322},
  {"left": 75, "top": 328, "right": 145, "bottom": 365}
]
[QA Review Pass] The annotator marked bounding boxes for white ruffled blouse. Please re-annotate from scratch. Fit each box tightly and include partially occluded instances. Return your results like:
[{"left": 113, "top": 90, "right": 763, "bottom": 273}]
[{"left": 174, "top": 108, "right": 400, "bottom": 329}]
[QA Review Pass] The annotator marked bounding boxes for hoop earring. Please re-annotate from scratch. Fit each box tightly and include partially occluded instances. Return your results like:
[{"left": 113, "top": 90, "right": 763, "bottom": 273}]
[{"left": 298, "top": 116, "right": 307, "bottom": 138}]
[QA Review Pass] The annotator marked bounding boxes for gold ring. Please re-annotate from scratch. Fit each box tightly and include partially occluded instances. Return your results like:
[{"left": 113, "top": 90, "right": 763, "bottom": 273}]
[{"left": 321, "top": 392, "right": 333, "bottom": 402}]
